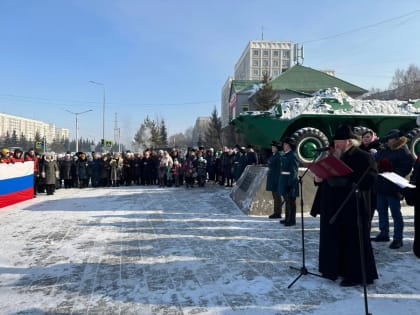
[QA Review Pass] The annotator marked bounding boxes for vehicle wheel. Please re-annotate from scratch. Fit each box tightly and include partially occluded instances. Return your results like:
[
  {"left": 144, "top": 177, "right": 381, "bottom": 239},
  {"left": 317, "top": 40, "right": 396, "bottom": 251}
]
[
  {"left": 291, "top": 127, "right": 330, "bottom": 165},
  {"left": 407, "top": 128, "right": 420, "bottom": 159}
]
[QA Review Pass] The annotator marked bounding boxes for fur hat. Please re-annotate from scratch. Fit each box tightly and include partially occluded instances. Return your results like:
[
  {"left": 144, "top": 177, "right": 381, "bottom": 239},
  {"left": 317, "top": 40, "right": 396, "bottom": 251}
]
[
  {"left": 333, "top": 125, "right": 358, "bottom": 140},
  {"left": 382, "top": 129, "right": 402, "bottom": 142},
  {"left": 270, "top": 140, "right": 281, "bottom": 147},
  {"left": 282, "top": 137, "right": 296, "bottom": 150}
]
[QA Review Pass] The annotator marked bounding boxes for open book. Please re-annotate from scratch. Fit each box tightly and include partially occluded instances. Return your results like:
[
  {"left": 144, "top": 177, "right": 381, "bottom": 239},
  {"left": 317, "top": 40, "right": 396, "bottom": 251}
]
[{"left": 304, "top": 154, "right": 353, "bottom": 179}]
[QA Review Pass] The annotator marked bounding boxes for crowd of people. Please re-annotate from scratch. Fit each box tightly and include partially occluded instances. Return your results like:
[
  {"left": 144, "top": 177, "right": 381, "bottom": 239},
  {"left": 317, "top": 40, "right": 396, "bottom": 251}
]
[
  {"left": 2, "top": 125, "right": 419, "bottom": 288},
  {"left": 0, "top": 145, "right": 261, "bottom": 196},
  {"left": 264, "top": 125, "right": 419, "bottom": 287}
]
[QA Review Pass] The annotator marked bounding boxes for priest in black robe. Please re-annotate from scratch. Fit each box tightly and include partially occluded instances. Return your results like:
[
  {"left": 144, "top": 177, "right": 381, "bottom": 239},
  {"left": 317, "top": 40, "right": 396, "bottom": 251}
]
[{"left": 310, "top": 125, "right": 378, "bottom": 287}]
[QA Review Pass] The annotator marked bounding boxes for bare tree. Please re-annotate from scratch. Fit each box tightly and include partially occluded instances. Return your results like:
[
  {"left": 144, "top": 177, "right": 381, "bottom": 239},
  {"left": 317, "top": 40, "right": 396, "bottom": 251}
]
[{"left": 390, "top": 64, "right": 420, "bottom": 99}]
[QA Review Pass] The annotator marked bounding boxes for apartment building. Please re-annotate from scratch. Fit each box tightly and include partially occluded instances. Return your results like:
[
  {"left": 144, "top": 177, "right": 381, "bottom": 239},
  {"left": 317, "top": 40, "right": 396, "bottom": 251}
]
[{"left": 0, "top": 113, "right": 69, "bottom": 144}]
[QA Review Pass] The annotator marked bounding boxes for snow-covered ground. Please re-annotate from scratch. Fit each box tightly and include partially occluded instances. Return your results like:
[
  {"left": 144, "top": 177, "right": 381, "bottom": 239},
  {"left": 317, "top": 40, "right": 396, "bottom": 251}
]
[{"left": 0, "top": 184, "right": 419, "bottom": 315}]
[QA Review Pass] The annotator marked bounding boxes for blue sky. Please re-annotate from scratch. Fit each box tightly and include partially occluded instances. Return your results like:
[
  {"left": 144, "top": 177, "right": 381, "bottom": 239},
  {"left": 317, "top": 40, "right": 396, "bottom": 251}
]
[{"left": 1, "top": 0, "right": 419, "bottom": 146}]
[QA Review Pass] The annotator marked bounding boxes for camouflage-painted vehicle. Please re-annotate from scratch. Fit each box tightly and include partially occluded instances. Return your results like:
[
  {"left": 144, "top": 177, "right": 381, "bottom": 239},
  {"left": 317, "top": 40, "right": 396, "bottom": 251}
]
[{"left": 231, "top": 87, "right": 420, "bottom": 164}]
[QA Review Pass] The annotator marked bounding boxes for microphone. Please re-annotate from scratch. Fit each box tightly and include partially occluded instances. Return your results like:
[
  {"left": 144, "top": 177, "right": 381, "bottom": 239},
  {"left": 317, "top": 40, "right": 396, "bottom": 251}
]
[{"left": 311, "top": 147, "right": 330, "bottom": 152}]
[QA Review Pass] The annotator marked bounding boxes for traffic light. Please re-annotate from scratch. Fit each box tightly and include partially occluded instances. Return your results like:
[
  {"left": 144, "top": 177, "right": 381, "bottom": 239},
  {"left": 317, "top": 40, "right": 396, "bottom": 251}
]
[{"left": 101, "top": 139, "right": 105, "bottom": 146}]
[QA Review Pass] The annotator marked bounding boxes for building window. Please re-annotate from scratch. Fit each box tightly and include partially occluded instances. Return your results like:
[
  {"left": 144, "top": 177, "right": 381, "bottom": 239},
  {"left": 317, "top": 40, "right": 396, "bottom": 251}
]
[
  {"left": 273, "top": 70, "right": 279, "bottom": 76},
  {"left": 262, "top": 59, "right": 269, "bottom": 67},
  {"left": 263, "top": 50, "right": 269, "bottom": 57},
  {"left": 252, "top": 59, "right": 259, "bottom": 66},
  {"left": 273, "top": 60, "right": 279, "bottom": 67},
  {"left": 273, "top": 50, "right": 279, "bottom": 57},
  {"left": 253, "top": 69, "right": 259, "bottom": 76},
  {"left": 282, "top": 50, "right": 290, "bottom": 58},
  {"left": 282, "top": 60, "right": 290, "bottom": 67},
  {"left": 253, "top": 49, "right": 259, "bottom": 56}
]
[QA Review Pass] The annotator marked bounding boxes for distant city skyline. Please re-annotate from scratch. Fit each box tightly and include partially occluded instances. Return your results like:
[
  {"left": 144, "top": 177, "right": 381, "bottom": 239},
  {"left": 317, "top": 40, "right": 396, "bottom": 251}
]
[{"left": 1, "top": 1, "right": 419, "bottom": 148}]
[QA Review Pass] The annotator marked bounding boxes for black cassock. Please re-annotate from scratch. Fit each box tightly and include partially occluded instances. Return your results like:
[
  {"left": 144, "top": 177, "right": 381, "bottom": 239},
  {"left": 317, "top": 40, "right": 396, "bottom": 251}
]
[
  {"left": 310, "top": 146, "right": 379, "bottom": 284},
  {"left": 410, "top": 159, "right": 420, "bottom": 258}
]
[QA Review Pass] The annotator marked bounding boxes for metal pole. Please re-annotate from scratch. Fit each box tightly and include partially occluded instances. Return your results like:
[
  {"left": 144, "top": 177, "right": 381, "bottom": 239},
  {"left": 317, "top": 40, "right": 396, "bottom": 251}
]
[
  {"left": 65, "top": 109, "right": 92, "bottom": 153},
  {"left": 75, "top": 113, "right": 79, "bottom": 152},
  {"left": 118, "top": 128, "right": 121, "bottom": 153},
  {"left": 102, "top": 87, "right": 105, "bottom": 146}
]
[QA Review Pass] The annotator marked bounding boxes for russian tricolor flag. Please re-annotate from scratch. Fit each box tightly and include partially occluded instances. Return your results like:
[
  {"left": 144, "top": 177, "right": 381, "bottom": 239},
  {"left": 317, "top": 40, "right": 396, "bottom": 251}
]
[{"left": 0, "top": 161, "right": 34, "bottom": 208}]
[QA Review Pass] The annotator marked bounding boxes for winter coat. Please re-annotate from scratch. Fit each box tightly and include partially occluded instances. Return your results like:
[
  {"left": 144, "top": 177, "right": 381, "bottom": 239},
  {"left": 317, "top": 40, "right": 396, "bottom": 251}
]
[
  {"left": 76, "top": 157, "right": 89, "bottom": 180},
  {"left": 246, "top": 151, "right": 258, "bottom": 165},
  {"left": 266, "top": 151, "right": 281, "bottom": 192},
  {"left": 159, "top": 155, "right": 173, "bottom": 178},
  {"left": 233, "top": 152, "right": 247, "bottom": 181},
  {"left": 141, "top": 156, "right": 154, "bottom": 180},
  {"left": 220, "top": 152, "right": 234, "bottom": 178},
  {"left": 276, "top": 150, "right": 299, "bottom": 198},
  {"left": 197, "top": 158, "right": 207, "bottom": 177},
  {"left": 41, "top": 159, "right": 59, "bottom": 185},
  {"left": 60, "top": 158, "right": 74, "bottom": 180},
  {"left": 110, "top": 158, "right": 123, "bottom": 181},
  {"left": 375, "top": 136, "right": 414, "bottom": 196}
]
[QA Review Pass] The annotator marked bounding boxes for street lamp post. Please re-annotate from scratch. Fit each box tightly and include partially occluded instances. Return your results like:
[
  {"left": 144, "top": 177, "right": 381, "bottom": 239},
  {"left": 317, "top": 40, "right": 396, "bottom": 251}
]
[
  {"left": 65, "top": 109, "right": 93, "bottom": 152},
  {"left": 89, "top": 81, "right": 106, "bottom": 150}
]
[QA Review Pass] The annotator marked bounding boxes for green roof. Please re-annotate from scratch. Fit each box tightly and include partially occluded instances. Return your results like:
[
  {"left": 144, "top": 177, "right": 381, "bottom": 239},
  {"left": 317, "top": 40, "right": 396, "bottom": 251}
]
[{"left": 269, "top": 64, "right": 367, "bottom": 94}]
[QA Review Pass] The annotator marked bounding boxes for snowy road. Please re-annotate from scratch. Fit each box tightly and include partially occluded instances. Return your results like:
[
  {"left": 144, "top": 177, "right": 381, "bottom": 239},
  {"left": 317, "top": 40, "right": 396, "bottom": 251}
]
[{"left": 0, "top": 185, "right": 419, "bottom": 314}]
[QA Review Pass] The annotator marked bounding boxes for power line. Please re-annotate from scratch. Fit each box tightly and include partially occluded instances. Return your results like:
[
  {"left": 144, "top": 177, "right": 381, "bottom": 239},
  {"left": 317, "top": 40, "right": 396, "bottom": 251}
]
[
  {"left": 302, "top": 9, "right": 420, "bottom": 44},
  {"left": 0, "top": 93, "right": 219, "bottom": 107}
]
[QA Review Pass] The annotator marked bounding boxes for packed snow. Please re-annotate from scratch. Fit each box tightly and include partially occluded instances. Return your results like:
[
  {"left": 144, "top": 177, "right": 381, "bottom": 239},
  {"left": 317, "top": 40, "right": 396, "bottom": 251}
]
[
  {"left": 0, "top": 184, "right": 419, "bottom": 314},
  {"left": 242, "top": 87, "right": 420, "bottom": 119}
]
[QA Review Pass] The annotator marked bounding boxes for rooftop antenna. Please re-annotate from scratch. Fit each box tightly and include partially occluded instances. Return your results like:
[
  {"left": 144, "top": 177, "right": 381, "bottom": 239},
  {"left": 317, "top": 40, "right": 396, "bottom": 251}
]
[
  {"left": 294, "top": 43, "right": 305, "bottom": 65},
  {"left": 261, "top": 26, "right": 264, "bottom": 40}
]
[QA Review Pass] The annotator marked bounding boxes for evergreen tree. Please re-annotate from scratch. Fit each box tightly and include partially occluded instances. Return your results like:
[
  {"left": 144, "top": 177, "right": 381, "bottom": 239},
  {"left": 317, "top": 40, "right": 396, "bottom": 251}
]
[
  {"left": 133, "top": 116, "right": 157, "bottom": 149},
  {"left": 19, "top": 132, "right": 29, "bottom": 150},
  {"left": 159, "top": 119, "right": 168, "bottom": 146},
  {"left": 254, "top": 73, "right": 279, "bottom": 111},
  {"left": 133, "top": 124, "right": 150, "bottom": 150},
  {"left": 204, "top": 107, "right": 222, "bottom": 149},
  {"left": 3, "top": 131, "right": 12, "bottom": 148},
  {"left": 50, "top": 138, "right": 65, "bottom": 153},
  {"left": 11, "top": 130, "right": 18, "bottom": 147},
  {"left": 149, "top": 121, "right": 161, "bottom": 147},
  {"left": 34, "top": 131, "right": 43, "bottom": 151}
]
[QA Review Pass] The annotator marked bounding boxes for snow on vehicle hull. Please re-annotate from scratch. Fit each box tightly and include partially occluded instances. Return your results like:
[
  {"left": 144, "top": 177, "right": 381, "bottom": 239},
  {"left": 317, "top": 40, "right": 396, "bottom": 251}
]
[{"left": 231, "top": 88, "right": 420, "bottom": 163}]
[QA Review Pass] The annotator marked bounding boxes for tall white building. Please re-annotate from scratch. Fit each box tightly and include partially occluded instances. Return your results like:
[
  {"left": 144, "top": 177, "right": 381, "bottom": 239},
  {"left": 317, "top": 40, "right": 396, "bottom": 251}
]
[
  {"left": 234, "top": 40, "right": 295, "bottom": 80},
  {"left": 220, "top": 40, "right": 296, "bottom": 128},
  {"left": 0, "top": 113, "right": 69, "bottom": 144}
]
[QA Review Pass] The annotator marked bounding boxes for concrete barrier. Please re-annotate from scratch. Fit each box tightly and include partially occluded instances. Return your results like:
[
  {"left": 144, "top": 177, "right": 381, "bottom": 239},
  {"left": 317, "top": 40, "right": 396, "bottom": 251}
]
[{"left": 230, "top": 165, "right": 318, "bottom": 216}]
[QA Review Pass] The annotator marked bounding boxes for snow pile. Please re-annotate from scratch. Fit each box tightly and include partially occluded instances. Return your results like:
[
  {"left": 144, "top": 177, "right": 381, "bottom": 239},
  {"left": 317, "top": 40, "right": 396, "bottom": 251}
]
[{"left": 262, "top": 87, "right": 420, "bottom": 119}]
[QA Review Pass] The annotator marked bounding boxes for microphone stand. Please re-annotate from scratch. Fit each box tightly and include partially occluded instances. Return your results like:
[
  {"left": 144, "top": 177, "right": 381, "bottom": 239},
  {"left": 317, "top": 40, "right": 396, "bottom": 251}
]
[
  {"left": 329, "top": 165, "right": 373, "bottom": 315},
  {"left": 288, "top": 153, "right": 323, "bottom": 289}
]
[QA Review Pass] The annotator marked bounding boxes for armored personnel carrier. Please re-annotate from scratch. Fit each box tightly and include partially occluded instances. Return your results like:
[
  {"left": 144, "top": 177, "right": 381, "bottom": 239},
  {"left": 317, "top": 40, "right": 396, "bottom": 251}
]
[{"left": 231, "top": 87, "right": 420, "bottom": 164}]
